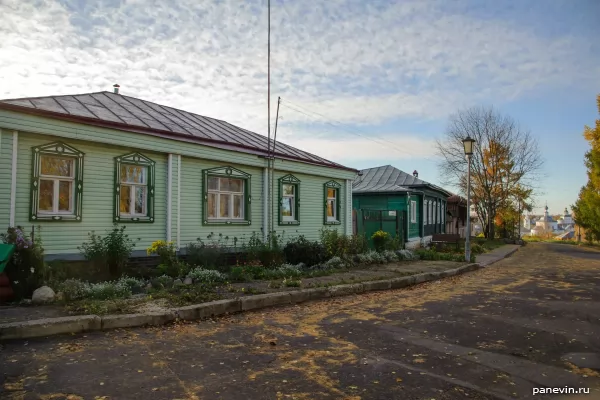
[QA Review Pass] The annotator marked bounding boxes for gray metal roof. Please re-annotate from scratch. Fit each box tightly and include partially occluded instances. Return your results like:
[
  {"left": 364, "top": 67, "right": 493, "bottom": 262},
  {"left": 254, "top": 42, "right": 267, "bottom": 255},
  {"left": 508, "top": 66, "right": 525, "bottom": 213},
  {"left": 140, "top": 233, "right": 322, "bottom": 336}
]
[
  {"left": 0, "top": 91, "right": 354, "bottom": 171},
  {"left": 353, "top": 165, "right": 452, "bottom": 196}
]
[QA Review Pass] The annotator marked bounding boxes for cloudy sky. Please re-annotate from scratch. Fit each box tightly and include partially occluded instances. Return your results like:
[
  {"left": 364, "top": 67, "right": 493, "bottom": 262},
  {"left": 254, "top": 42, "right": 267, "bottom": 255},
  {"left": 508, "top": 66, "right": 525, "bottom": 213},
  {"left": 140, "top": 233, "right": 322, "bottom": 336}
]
[{"left": 1, "top": 0, "right": 599, "bottom": 215}]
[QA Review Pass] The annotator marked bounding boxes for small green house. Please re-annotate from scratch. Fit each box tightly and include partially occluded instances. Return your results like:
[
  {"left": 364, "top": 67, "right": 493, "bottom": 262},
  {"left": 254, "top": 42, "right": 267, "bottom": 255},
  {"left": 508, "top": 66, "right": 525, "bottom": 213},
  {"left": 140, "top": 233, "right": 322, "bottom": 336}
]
[
  {"left": 352, "top": 165, "right": 451, "bottom": 249},
  {"left": 0, "top": 89, "right": 357, "bottom": 260}
]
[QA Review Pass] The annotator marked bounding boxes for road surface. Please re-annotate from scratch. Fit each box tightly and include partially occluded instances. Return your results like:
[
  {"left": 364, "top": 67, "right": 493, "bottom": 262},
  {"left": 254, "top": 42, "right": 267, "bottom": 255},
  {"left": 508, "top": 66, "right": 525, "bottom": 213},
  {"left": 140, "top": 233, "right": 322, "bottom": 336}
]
[{"left": 2, "top": 243, "right": 600, "bottom": 399}]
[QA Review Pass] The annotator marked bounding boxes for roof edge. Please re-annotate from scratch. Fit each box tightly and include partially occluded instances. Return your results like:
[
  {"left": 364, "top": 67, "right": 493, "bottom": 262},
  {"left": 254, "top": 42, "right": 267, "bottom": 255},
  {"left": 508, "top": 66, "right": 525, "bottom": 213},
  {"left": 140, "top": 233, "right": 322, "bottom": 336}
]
[{"left": 0, "top": 102, "right": 358, "bottom": 173}]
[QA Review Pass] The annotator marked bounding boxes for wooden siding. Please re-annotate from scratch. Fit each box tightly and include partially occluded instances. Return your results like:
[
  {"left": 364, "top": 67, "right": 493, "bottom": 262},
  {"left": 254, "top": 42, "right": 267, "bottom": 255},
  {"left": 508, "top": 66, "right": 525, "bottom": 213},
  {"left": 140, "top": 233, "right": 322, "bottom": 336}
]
[
  {"left": 14, "top": 132, "right": 168, "bottom": 254},
  {"left": 0, "top": 110, "right": 357, "bottom": 256},
  {"left": 179, "top": 157, "right": 264, "bottom": 247},
  {"left": 0, "top": 129, "right": 13, "bottom": 228},
  {"left": 353, "top": 193, "right": 421, "bottom": 239},
  {"left": 0, "top": 110, "right": 355, "bottom": 181},
  {"left": 270, "top": 171, "right": 346, "bottom": 243}
]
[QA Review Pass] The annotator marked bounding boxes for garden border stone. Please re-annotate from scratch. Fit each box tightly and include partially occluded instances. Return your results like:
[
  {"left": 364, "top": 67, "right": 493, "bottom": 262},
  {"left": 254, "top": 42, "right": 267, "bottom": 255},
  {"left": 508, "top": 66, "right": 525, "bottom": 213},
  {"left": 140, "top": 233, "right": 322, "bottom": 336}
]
[
  {"left": 1, "top": 258, "right": 510, "bottom": 341},
  {"left": 102, "top": 312, "right": 176, "bottom": 330},
  {"left": 0, "top": 315, "right": 101, "bottom": 340}
]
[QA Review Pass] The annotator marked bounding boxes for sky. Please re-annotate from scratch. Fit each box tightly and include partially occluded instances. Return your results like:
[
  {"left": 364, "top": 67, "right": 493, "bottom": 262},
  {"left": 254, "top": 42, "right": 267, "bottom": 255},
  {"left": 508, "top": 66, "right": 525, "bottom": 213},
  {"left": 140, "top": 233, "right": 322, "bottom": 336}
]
[{"left": 0, "top": 0, "right": 599, "bottom": 215}]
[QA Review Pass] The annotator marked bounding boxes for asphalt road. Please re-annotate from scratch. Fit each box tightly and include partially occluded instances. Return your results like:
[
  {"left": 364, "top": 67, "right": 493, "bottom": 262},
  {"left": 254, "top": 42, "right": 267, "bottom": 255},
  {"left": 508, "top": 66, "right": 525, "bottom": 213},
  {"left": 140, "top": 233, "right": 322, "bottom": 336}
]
[{"left": 2, "top": 243, "right": 600, "bottom": 400}]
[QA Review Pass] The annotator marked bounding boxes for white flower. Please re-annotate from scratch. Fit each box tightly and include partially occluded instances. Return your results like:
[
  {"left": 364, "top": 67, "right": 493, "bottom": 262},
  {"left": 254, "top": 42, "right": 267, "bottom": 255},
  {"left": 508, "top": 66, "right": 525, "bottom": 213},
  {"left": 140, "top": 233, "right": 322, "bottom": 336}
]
[{"left": 30, "top": 267, "right": 35, "bottom": 273}]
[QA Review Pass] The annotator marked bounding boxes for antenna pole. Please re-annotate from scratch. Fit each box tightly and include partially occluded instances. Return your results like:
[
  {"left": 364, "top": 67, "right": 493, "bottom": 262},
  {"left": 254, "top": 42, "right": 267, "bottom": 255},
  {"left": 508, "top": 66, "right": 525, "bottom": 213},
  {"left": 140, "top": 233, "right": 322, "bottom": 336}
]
[
  {"left": 271, "top": 97, "right": 281, "bottom": 238},
  {"left": 266, "top": 0, "right": 271, "bottom": 245}
]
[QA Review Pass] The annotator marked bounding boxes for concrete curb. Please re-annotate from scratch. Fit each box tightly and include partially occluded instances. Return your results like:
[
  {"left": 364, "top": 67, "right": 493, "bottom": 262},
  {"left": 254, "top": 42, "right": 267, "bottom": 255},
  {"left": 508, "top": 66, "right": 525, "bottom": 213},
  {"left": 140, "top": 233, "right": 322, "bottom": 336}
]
[{"left": 0, "top": 262, "right": 484, "bottom": 341}]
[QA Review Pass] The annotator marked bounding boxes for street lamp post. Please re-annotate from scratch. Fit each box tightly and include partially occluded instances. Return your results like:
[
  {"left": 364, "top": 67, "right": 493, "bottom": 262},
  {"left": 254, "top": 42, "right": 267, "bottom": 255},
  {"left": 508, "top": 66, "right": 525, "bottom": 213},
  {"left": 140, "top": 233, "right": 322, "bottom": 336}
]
[{"left": 463, "top": 136, "right": 476, "bottom": 262}]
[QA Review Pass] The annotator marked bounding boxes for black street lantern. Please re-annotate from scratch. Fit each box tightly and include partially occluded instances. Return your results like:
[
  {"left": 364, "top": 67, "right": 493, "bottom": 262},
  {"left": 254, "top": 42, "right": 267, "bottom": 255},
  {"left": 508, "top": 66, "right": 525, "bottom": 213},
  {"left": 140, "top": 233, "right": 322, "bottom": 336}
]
[{"left": 462, "top": 136, "right": 476, "bottom": 156}]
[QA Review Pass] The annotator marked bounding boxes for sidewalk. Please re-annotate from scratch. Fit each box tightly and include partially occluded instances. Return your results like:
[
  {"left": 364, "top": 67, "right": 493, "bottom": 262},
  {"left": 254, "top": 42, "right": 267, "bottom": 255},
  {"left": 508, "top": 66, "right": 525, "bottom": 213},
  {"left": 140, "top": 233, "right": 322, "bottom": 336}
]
[
  {"left": 475, "top": 244, "right": 520, "bottom": 267},
  {"left": 0, "top": 245, "right": 520, "bottom": 340}
]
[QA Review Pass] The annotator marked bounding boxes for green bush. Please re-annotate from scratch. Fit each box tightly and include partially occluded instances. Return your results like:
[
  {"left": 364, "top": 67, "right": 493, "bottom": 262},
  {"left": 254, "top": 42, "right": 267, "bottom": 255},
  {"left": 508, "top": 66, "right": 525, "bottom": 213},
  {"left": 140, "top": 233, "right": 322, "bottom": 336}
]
[
  {"left": 151, "top": 275, "right": 174, "bottom": 289},
  {"left": 229, "top": 260, "right": 267, "bottom": 281},
  {"left": 414, "top": 249, "right": 475, "bottom": 262},
  {"left": 57, "top": 278, "right": 89, "bottom": 301},
  {"left": 187, "top": 267, "right": 227, "bottom": 284},
  {"left": 1, "top": 226, "right": 45, "bottom": 299},
  {"left": 396, "top": 249, "right": 418, "bottom": 260},
  {"left": 470, "top": 244, "right": 485, "bottom": 255},
  {"left": 79, "top": 224, "right": 138, "bottom": 279},
  {"left": 324, "top": 256, "right": 346, "bottom": 269},
  {"left": 186, "top": 238, "right": 223, "bottom": 270},
  {"left": 242, "top": 231, "right": 285, "bottom": 268},
  {"left": 263, "top": 263, "right": 304, "bottom": 280},
  {"left": 371, "top": 230, "right": 390, "bottom": 253},
  {"left": 382, "top": 250, "right": 399, "bottom": 262},
  {"left": 118, "top": 276, "right": 146, "bottom": 294},
  {"left": 85, "top": 281, "right": 131, "bottom": 300},
  {"left": 283, "top": 235, "right": 328, "bottom": 266}
]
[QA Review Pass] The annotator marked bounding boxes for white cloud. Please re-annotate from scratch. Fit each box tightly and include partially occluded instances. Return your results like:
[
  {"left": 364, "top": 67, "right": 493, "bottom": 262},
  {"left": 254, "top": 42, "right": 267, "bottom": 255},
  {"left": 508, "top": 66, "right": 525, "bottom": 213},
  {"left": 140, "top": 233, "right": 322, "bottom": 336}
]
[
  {"left": 0, "top": 0, "right": 597, "bottom": 137},
  {"left": 279, "top": 133, "right": 437, "bottom": 162}
]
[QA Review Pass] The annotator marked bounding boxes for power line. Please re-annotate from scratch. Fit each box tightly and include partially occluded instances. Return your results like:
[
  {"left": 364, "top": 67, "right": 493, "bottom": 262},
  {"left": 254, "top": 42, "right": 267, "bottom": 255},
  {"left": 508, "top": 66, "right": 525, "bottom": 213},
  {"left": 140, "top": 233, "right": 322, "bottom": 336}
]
[{"left": 280, "top": 100, "right": 435, "bottom": 161}]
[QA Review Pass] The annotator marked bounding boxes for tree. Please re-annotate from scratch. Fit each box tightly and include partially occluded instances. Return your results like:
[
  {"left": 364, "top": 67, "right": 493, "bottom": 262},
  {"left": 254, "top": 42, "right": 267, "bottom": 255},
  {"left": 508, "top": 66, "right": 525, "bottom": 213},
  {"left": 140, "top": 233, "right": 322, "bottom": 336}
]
[
  {"left": 572, "top": 94, "right": 600, "bottom": 242},
  {"left": 436, "top": 106, "right": 543, "bottom": 238}
]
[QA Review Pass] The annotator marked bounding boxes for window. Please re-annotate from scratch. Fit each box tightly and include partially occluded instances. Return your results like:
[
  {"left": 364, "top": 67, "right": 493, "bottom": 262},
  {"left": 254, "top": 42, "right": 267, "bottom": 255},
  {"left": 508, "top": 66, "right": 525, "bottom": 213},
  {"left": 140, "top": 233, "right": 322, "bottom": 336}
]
[
  {"left": 437, "top": 203, "right": 441, "bottom": 225},
  {"left": 114, "top": 152, "right": 155, "bottom": 223},
  {"left": 323, "top": 180, "right": 342, "bottom": 225},
  {"left": 279, "top": 174, "right": 300, "bottom": 225},
  {"left": 429, "top": 201, "right": 434, "bottom": 224},
  {"left": 30, "top": 142, "right": 84, "bottom": 222},
  {"left": 410, "top": 201, "right": 417, "bottom": 223},
  {"left": 202, "top": 166, "right": 251, "bottom": 225},
  {"left": 208, "top": 177, "right": 244, "bottom": 219}
]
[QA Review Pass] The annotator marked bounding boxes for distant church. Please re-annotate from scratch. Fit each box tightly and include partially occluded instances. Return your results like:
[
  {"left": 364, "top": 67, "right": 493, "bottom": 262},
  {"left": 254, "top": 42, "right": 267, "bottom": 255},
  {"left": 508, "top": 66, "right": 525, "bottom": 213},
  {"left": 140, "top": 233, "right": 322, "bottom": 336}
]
[{"left": 524, "top": 205, "right": 574, "bottom": 237}]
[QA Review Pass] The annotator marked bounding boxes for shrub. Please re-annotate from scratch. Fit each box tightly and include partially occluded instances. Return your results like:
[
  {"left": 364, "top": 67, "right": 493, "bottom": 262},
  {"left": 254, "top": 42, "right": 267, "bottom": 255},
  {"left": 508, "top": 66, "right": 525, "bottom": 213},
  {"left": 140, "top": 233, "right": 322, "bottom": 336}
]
[
  {"left": 187, "top": 267, "right": 227, "bottom": 284},
  {"left": 396, "top": 249, "right": 418, "bottom": 261},
  {"left": 385, "top": 235, "right": 403, "bottom": 251},
  {"left": 324, "top": 256, "right": 346, "bottom": 269},
  {"left": 470, "top": 244, "right": 485, "bottom": 255},
  {"left": 1, "top": 226, "right": 45, "bottom": 299},
  {"left": 85, "top": 280, "right": 131, "bottom": 300},
  {"left": 186, "top": 238, "right": 223, "bottom": 270},
  {"left": 117, "top": 276, "right": 146, "bottom": 294},
  {"left": 348, "top": 234, "right": 369, "bottom": 255},
  {"left": 151, "top": 275, "right": 175, "bottom": 289},
  {"left": 283, "top": 235, "right": 327, "bottom": 266},
  {"left": 371, "top": 230, "right": 390, "bottom": 252},
  {"left": 263, "top": 263, "right": 303, "bottom": 280},
  {"left": 241, "top": 231, "right": 285, "bottom": 268},
  {"left": 79, "top": 224, "right": 137, "bottom": 279},
  {"left": 414, "top": 249, "right": 474, "bottom": 262},
  {"left": 58, "top": 279, "right": 89, "bottom": 301},
  {"left": 147, "top": 240, "right": 189, "bottom": 278},
  {"left": 382, "top": 250, "right": 399, "bottom": 262},
  {"left": 229, "top": 260, "right": 266, "bottom": 281}
]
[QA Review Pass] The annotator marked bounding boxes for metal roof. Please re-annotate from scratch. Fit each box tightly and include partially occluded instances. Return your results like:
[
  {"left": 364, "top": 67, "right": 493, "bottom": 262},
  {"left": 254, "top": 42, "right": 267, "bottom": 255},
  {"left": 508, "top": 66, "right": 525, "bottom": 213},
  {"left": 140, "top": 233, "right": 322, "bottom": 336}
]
[
  {"left": 0, "top": 91, "right": 356, "bottom": 172},
  {"left": 352, "top": 165, "right": 452, "bottom": 196}
]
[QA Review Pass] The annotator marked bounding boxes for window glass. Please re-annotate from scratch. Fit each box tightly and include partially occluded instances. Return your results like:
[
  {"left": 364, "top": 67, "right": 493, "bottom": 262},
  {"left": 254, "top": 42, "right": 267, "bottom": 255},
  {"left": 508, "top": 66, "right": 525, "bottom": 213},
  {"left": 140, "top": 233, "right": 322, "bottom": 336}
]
[
  {"left": 327, "top": 199, "right": 335, "bottom": 218},
  {"left": 208, "top": 177, "right": 219, "bottom": 191},
  {"left": 327, "top": 188, "right": 335, "bottom": 198},
  {"left": 233, "top": 195, "right": 244, "bottom": 218},
  {"left": 283, "top": 184, "right": 294, "bottom": 196},
  {"left": 120, "top": 186, "right": 131, "bottom": 213},
  {"left": 120, "top": 165, "right": 147, "bottom": 184},
  {"left": 135, "top": 186, "right": 146, "bottom": 214},
  {"left": 39, "top": 180, "right": 54, "bottom": 211},
  {"left": 41, "top": 156, "right": 73, "bottom": 177},
  {"left": 58, "top": 181, "right": 72, "bottom": 211},
  {"left": 207, "top": 193, "right": 217, "bottom": 218},
  {"left": 228, "top": 178, "right": 243, "bottom": 193},
  {"left": 282, "top": 197, "right": 293, "bottom": 217},
  {"left": 219, "top": 194, "right": 231, "bottom": 218}
]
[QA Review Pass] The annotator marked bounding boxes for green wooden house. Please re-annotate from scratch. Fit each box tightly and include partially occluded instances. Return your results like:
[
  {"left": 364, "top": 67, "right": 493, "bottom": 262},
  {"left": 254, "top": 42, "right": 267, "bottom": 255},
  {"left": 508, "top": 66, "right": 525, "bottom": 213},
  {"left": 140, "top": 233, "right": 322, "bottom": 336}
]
[
  {"left": 352, "top": 165, "right": 451, "bottom": 248},
  {"left": 0, "top": 89, "right": 357, "bottom": 260}
]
